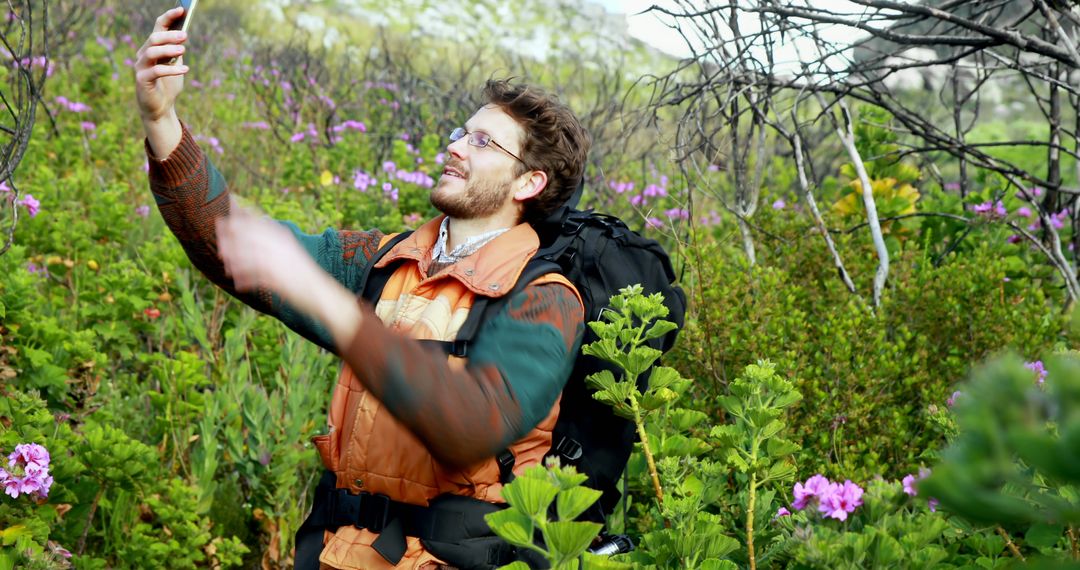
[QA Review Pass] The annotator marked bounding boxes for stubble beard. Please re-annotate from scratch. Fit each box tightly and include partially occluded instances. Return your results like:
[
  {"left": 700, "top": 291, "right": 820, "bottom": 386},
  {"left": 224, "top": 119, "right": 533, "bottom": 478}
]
[{"left": 430, "top": 171, "right": 512, "bottom": 220}]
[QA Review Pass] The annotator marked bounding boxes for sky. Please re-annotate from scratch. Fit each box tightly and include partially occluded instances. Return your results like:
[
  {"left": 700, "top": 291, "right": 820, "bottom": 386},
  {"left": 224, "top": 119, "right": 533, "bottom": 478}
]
[{"left": 593, "top": 0, "right": 871, "bottom": 65}]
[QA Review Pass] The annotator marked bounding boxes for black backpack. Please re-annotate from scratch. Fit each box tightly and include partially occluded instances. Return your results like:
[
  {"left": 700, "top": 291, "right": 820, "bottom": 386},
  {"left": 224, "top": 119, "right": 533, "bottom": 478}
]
[{"left": 357, "top": 197, "right": 687, "bottom": 526}]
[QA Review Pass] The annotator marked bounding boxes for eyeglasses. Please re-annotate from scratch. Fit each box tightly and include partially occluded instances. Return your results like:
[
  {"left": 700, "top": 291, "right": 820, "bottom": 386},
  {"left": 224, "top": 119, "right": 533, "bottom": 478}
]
[{"left": 449, "top": 127, "right": 526, "bottom": 165}]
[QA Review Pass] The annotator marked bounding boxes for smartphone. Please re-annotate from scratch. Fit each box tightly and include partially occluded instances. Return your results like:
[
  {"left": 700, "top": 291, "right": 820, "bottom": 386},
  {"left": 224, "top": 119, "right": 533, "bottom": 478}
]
[
  {"left": 165, "top": 0, "right": 197, "bottom": 64},
  {"left": 167, "top": 0, "right": 198, "bottom": 33}
]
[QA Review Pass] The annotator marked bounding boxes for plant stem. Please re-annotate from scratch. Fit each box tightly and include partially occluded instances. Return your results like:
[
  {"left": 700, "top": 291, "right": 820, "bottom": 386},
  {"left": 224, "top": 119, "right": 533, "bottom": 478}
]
[
  {"left": 77, "top": 484, "right": 106, "bottom": 555},
  {"left": 996, "top": 526, "right": 1025, "bottom": 561},
  {"left": 747, "top": 472, "right": 757, "bottom": 570},
  {"left": 630, "top": 393, "right": 663, "bottom": 510},
  {"left": 1068, "top": 526, "right": 1079, "bottom": 560}
]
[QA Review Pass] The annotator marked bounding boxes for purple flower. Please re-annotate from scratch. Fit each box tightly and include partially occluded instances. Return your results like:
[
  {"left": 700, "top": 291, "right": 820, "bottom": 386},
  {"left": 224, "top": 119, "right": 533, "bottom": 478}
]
[
  {"left": 664, "top": 208, "right": 689, "bottom": 221},
  {"left": 902, "top": 467, "right": 930, "bottom": 496},
  {"left": 1051, "top": 211, "right": 1068, "bottom": 230},
  {"left": 776, "top": 507, "right": 791, "bottom": 517},
  {"left": 9, "top": 443, "right": 50, "bottom": 468},
  {"left": 819, "top": 480, "right": 863, "bottom": 521},
  {"left": 353, "top": 169, "right": 374, "bottom": 192},
  {"left": 289, "top": 132, "right": 305, "bottom": 143},
  {"left": 629, "top": 194, "right": 645, "bottom": 207},
  {"left": 792, "top": 474, "right": 834, "bottom": 511},
  {"left": 16, "top": 193, "right": 39, "bottom": 217},
  {"left": 708, "top": 164, "right": 720, "bottom": 172},
  {"left": 902, "top": 474, "right": 918, "bottom": 496},
  {"left": 1016, "top": 207, "right": 1032, "bottom": 218},
  {"left": 80, "top": 121, "right": 96, "bottom": 131},
  {"left": 772, "top": 199, "right": 786, "bottom": 210},
  {"left": 947, "top": 390, "right": 961, "bottom": 407},
  {"left": 383, "top": 161, "right": 397, "bottom": 173},
  {"left": 2, "top": 443, "right": 53, "bottom": 500},
  {"left": 643, "top": 184, "right": 667, "bottom": 198},
  {"left": 1007, "top": 234, "right": 1023, "bottom": 244},
  {"left": 136, "top": 205, "right": 151, "bottom": 218},
  {"left": 1025, "top": 361, "right": 1048, "bottom": 385},
  {"left": 645, "top": 217, "right": 663, "bottom": 229},
  {"left": 973, "top": 201, "right": 1007, "bottom": 219},
  {"left": 435, "top": 153, "right": 445, "bottom": 165},
  {"left": 928, "top": 498, "right": 939, "bottom": 512},
  {"left": 944, "top": 182, "right": 961, "bottom": 191}
]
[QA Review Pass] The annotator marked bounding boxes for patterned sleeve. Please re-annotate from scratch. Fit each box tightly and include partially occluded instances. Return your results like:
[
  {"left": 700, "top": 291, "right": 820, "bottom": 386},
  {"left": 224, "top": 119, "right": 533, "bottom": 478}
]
[
  {"left": 338, "top": 281, "right": 585, "bottom": 468},
  {"left": 146, "top": 123, "right": 384, "bottom": 351}
]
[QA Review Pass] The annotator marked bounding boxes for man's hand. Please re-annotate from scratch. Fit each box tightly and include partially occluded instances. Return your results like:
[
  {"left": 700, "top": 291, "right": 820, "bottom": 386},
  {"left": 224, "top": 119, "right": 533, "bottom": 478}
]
[
  {"left": 216, "top": 205, "right": 363, "bottom": 346},
  {"left": 134, "top": 7, "right": 189, "bottom": 158}
]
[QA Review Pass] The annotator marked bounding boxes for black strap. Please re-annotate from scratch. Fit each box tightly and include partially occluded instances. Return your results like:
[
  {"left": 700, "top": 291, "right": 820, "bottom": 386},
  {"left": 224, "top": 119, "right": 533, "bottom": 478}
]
[
  {"left": 358, "top": 231, "right": 414, "bottom": 301},
  {"left": 302, "top": 472, "right": 500, "bottom": 565},
  {"left": 496, "top": 450, "right": 516, "bottom": 484}
]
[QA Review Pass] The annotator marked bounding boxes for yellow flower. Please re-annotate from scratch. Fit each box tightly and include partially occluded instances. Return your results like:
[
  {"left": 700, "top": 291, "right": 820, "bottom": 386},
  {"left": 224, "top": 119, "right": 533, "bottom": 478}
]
[
  {"left": 87, "top": 260, "right": 99, "bottom": 271},
  {"left": 320, "top": 170, "right": 335, "bottom": 187}
]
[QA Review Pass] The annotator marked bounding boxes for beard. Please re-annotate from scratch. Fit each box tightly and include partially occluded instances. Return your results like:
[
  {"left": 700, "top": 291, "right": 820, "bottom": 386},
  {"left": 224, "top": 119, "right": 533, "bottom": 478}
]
[{"left": 430, "top": 166, "right": 514, "bottom": 220}]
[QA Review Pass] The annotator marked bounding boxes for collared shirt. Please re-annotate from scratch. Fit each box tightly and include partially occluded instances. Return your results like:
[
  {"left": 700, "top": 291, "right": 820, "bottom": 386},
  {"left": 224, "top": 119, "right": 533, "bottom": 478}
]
[{"left": 429, "top": 216, "right": 510, "bottom": 275}]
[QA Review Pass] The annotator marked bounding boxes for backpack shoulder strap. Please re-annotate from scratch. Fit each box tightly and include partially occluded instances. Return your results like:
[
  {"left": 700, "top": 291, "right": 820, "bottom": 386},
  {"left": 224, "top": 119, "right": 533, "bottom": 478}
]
[{"left": 358, "top": 231, "right": 414, "bottom": 301}]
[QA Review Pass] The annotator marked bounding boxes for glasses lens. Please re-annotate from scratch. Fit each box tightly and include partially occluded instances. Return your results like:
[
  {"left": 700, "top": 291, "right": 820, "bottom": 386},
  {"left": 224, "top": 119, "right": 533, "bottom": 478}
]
[
  {"left": 449, "top": 128, "right": 465, "bottom": 141},
  {"left": 470, "top": 131, "right": 491, "bottom": 148}
]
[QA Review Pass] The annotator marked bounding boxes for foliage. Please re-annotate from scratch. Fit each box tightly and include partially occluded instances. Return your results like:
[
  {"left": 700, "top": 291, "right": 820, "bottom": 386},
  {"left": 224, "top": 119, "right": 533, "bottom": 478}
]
[
  {"left": 674, "top": 227, "right": 1065, "bottom": 484},
  {"left": 921, "top": 354, "right": 1080, "bottom": 564},
  {"left": 486, "top": 460, "right": 631, "bottom": 570},
  {"left": 0, "top": 0, "right": 1072, "bottom": 567}
]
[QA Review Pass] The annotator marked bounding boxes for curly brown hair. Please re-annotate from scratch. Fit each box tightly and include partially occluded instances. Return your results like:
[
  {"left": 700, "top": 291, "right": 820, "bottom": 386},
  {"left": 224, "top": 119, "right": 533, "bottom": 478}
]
[{"left": 482, "top": 79, "right": 592, "bottom": 224}]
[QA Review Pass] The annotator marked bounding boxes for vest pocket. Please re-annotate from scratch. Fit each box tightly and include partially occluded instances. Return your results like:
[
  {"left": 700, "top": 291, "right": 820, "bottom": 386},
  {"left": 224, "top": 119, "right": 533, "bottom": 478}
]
[{"left": 312, "top": 433, "right": 339, "bottom": 472}]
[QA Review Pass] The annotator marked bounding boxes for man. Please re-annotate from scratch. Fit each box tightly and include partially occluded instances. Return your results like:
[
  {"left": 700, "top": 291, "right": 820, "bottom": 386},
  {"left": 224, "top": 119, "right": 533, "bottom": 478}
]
[{"left": 134, "top": 7, "right": 591, "bottom": 569}]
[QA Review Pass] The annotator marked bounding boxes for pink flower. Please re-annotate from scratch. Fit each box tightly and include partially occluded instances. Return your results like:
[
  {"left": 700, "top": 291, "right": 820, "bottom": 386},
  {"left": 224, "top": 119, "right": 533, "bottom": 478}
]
[
  {"left": 947, "top": 390, "right": 961, "bottom": 407},
  {"left": 1016, "top": 207, "right": 1032, "bottom": 218},
  {"left": 435, "top": 153, "right": 445, "bottom": 164},
  {"left": 902, "top": 467, "right": 930, "bottom": 496},
  {"left": 773, "top": 199, "right": 786, "bottom": 210},
  {"left": 645, "top": 217, "right": 663, "bottom": 229},
  {"left": 902, "top": 474, "right": 918, "bottom": 496},
  {"left": 819, "top": 480, "right": 863, "bottom": 521},
  {"left": 776, "top": 507, "right": 791, "bottom": 517},
  {"left": 80, "top": 121, "right": 96, "bottom": 131},
  {"left": 1025, "top": 361, "right": 1048, "bottom": 385},
  {"left": 144, "top": 307, "right": 161, "bottom": 320},
  {"left": 10, "top": 443, "right": 50, "bottom": 468},
  {"left": 2, "top": 443, "right": 53, "bottom": 499},
  {"left": 136, "top": 205, "right": 151, "bottom": 218},
  {"left": 792, "top": 474, "right": 834, "bottom": 510},
  {"left": 928, "top": 498, "right": 939, "bottom": 512},
  {"left": 16, "top": 193, "right": 39, "bottom": 217},
  {"left": 290, "top": 132, "right": 305, "bottom": 143}
]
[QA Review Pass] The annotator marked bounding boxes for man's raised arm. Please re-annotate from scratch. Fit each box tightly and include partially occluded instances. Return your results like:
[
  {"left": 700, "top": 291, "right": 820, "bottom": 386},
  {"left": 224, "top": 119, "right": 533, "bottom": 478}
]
[{"left": 134, "top": 7, "right": 384, "bottom": 351}]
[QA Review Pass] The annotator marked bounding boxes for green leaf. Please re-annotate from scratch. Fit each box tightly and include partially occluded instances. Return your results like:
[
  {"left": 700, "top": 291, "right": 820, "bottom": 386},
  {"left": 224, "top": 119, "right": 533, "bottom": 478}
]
[
  {"left": 1025, "top": 522, "right": 1064, "bottom": 549},
  {"left": 764, "top": 461, "right": 796, "bottom": 482},
  {"left": 669, "top": 408, "right": 709, "bottom": 431},
  {"left": 641, "top": 387, "right": 678, "bottom": 411},
  {"left": 647, "top": 366, "right": 683, "bottom": 391},
  {"left": 581, "top": 552, "right": 633, "bottom": 570},
  {"left": 556, "top": 486, "right": 603, "bottom": 521},
  {"left": 497, "top": 561, "right": 532, "bottom": 570},
  {"left": 485, "top": 509, "right": 535, "bottom": 548},
  {"left": 501, "top": 476, "right": 560, "bottom": 518},
  {"left": 582, "top": 339, "right": 623, "bottom": 367},
  {"left": 759, "top": 419, "right": 785, "bottom": 440},
  {"left": 643, "top": 319, "right": 678, "bottom": 342},
  {"left": 698, "top": 560, "right": 739, "bottom": 570},
  {"left": 766, "top": 437, "right": 801, "bottom": 458},
  {"left": 625, "top": 346, "right": 662, "bottom": 377},
  {"left": 546, "top": 520, "right": 602, "bottom": 560}
]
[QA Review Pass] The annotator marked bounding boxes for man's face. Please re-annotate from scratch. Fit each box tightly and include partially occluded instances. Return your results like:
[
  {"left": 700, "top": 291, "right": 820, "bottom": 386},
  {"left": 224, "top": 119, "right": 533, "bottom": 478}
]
[{"left": 431, "top": 105, "right": 526, "bottom": 220}]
